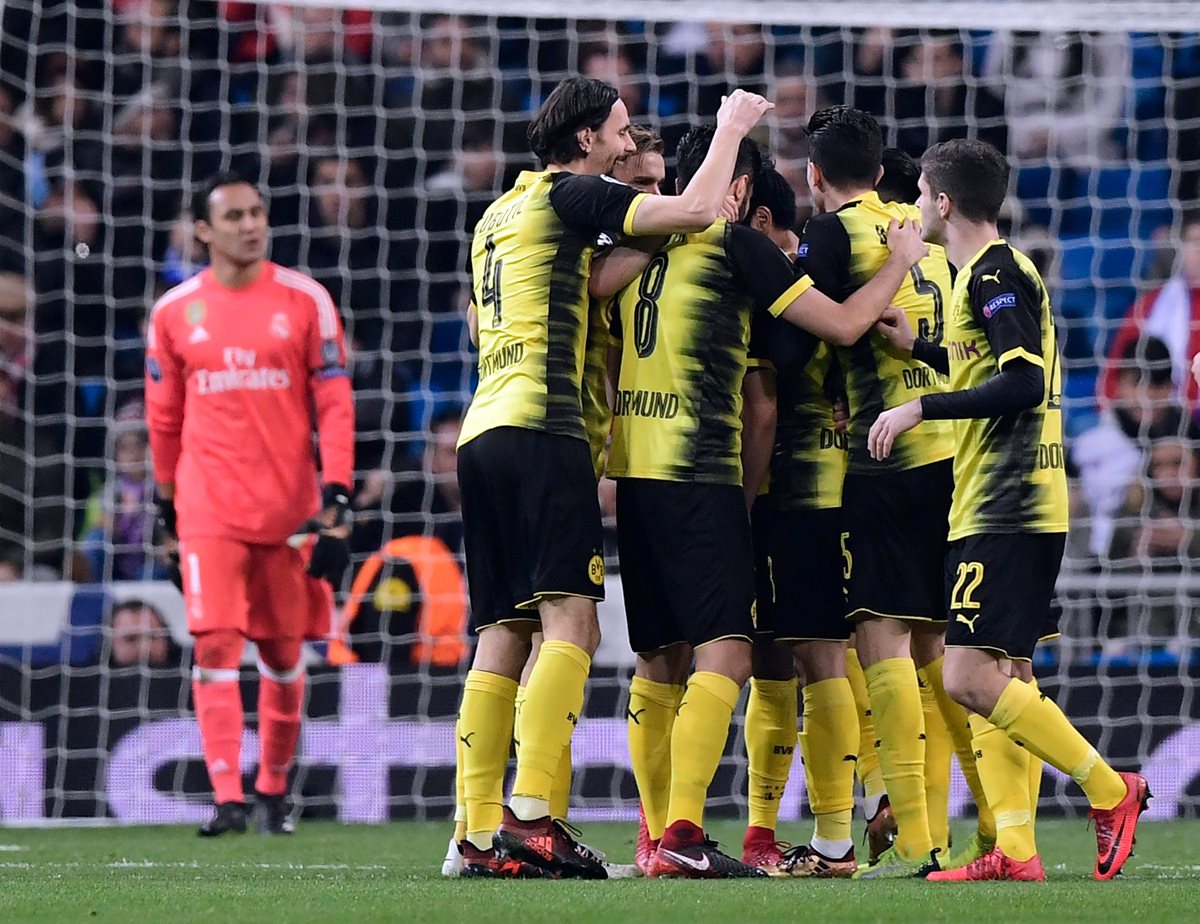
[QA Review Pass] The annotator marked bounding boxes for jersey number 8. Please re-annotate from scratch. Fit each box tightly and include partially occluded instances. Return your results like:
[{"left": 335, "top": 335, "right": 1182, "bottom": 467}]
[{"left": 633, "top": 253, "right": 669, "bottom": 359}]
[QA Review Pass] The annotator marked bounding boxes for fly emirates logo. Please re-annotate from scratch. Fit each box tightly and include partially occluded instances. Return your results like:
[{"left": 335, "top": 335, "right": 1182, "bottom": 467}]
[{"left": 195, "top": 347, "right": 291, "bottom": 396}]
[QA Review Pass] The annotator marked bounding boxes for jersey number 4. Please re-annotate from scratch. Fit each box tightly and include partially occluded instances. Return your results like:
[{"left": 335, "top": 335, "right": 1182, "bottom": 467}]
[
  {"left": 633, "top": 253, "right": 669, "bottom": 359},
  {"left": 481, "top": 235, "right": 504, "bottom": 325}
]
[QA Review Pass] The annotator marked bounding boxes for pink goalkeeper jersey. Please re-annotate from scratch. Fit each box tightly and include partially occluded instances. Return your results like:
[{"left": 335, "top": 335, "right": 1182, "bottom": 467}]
[{"left": 145, "top": 263, "right": 354, "bottom": 544}]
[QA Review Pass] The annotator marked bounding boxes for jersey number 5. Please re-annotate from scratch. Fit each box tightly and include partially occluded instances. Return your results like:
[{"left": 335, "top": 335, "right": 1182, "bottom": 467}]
[
  {"left": 634, "top": 253, "right": 669, "bottom": 359},
  {"left": 481, "top": 235, "right": 504, "bottom": 326},
  {"left": 910, "top": 265, "right": 944, "bottom": 345}
]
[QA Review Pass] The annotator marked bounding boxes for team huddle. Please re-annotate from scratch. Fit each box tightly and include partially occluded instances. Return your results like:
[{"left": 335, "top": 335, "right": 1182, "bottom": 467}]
[{"left": 447, "top": 75, "right": 1151, "bottom": 883}]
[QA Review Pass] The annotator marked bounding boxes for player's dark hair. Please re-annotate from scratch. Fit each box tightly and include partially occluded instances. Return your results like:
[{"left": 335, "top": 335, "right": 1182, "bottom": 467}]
[
  {"left": 921, "top": 139, "right": 1010, "bottom": 223},
  {"left": 877, "top": 147, "right": 921, "bottom": 205},
  {"left": 1118, "top": 335, "right": 1173, "bottom": 388},
  {"left": 527, "top": 77, "right": 620, "bottom": 168},
  {"left": 192, "top": 170, "right": 258, "bottom": 222},
  {"left": 744, "top": 165, "right": 797, "bottom": 232},
  {"left": 805, "top": 106, "right": 883, "bottom": 189},
  {"left": 675, "top": 123, "right": 762, "bottom": 192}
]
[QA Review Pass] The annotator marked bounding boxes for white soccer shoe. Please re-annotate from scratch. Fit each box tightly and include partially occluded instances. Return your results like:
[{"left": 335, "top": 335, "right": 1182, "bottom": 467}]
[
  {"left": 575, "top": 839, "right": 642, "bottom": 879},
  {"left": 441, "top": 836, "right": 463, "bottom": 877}
]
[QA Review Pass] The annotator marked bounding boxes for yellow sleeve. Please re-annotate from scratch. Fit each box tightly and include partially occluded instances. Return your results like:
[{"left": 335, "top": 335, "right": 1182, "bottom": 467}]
[
  {"left": 621, "top": 193, "right": 650, "bottom": 237},
  {"left": 767, "top": 274, "right": 815, "bottom": 318}
]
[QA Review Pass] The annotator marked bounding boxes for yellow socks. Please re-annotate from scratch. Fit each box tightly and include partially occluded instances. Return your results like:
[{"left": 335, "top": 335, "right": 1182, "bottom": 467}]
[
  {"left": 513, "top": 684, "right": 526, "bottom": 752},
  {"left": 923, "top": 656, "right": 996, "bottom": 842},
  {"left": 989, "top": 677, "right": 1126, "bottom": 811},
  {"left": 745, "top": 678, "right": 799, "bottom": 832},
  {"left": 1027, "top": 679, "right": 1043, "bottom": 824},
  {"left": 847, "top": 648, "right": 886, "bottom": 814},
  {"left": 517, "top": 682, "right": 574, "bottom": 820},
  {"left": 799, "top": 678, "right": 857, "bottom": 847},
  {"left": 968, "top": 713, "right": 1037, "bottom": 862},
  {"left": 460, "top": 669, "right": 518, "bottom": 847},
  {"left": 453, "top": 713, "right": 467, "bottom": 843},
  {"left": 666, "top": 671, "right": 741, "bottom": 830},
  {"left": 865, "top": 657, "right": 932, "bottom": 859},
  {"left": 510, "top": 640, "right": 591, "bottom": 821},
  {"left": 628, "top": 675, "right": 684, "bottom": 840},
  {"left": 917, "top": 664, "right": 952, "bottom": 854}
]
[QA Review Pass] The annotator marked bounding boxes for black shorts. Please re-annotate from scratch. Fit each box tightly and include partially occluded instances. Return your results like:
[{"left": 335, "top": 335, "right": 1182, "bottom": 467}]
[
  {"left": 842, "top": 459, "right": 952, "bottom": 624},
  {"left": 944, "top": 532, "right": 1066, "bottom": 661},
  {"left": 750, "top": 494, "right": 774, "bottom": 640},
  {"left": 765, "top": 506, "right": 850, "bottom": 643},
  {"left": 617, "top": 479, "right": 755, "bottom": 654},
  {"left": 458, "top": 427, "right": 605, "bottom": 631}
]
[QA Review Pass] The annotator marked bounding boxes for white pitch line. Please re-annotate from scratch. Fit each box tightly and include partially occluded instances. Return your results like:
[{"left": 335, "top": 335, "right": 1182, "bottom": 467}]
[
  {"left": 0, "top": 860, "right": 395, "bottom": 872},
  {"left": 0, "top": 845, "right": 28, "bottom": 852}
]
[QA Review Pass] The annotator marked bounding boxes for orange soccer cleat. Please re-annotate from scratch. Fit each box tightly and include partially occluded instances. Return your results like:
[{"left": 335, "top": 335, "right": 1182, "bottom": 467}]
[{"left": 1090, "top": 771, "right": 1150, "bottom": 881}]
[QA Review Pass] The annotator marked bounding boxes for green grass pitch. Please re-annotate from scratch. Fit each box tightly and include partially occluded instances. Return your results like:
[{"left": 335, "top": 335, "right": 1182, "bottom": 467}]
[{"left": 1, "top": 819, "right": 1196, "bottom": 922}]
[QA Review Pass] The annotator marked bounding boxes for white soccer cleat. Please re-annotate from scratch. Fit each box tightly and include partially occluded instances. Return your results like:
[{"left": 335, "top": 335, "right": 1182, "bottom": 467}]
[
  {"left": 441, "top": 836, "right": 463, "bottom": 877},
  {"left": 575, "top": 838, "right": 642, "bottom": 879}
]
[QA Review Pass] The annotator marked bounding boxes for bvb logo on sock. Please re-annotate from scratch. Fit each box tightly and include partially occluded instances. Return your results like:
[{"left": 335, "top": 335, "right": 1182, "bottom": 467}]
[{"left": 588, "top": 554, "right": 605, "bottom": 585}]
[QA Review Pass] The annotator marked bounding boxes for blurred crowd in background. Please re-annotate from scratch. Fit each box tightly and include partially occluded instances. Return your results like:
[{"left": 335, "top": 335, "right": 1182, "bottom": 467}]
[{"left": 2, "top": 4, "right": 1200, "bottom": 654}]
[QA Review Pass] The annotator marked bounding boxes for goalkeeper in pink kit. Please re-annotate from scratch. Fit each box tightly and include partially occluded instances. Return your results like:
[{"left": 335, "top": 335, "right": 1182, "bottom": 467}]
[{"left": 145, "top": 172, "right": 355, "bottom": 836}]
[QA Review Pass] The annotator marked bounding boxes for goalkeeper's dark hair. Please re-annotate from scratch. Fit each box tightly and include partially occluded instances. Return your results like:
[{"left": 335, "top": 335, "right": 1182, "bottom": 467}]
[
  {"left": 193, "top": 169, "right": 259, "bottom": 223},
  {"left": 805, "top": 106, "right": 883, "bottom": 189},
  {"left": 674, "top": 123, "right": 762, "bottom": 192},
  {"left": 921, "top": 138, "right": 1010, "bottom": 223},
  {"left": 744, "top": 164, "right": 797, "bottom": 232},
  {"left": 877, "top": 147, "right": 921, "bottom": 205},
  {"left": 527, "top": 77, "right": 620, "bottom": 168}
]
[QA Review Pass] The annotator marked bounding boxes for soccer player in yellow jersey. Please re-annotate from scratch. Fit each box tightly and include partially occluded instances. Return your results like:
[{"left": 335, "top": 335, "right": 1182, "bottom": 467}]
[
  {"left": 605, "top": 125, "right": 929, "bottom": 878},
  {"left": 507, "top": 125, "right": 667, "bottom": 879},
  {"left": 794, "top": 108, "right": 990, "bottom": 879},
  {"left": 733, "top": 165, "right": 860, "bottom": 878},
  {"left": 870, "top": 139, "right": 1150, "bottom": 883},
  {"left": 454, "top": 77, "right": 776, "bottom": 879}
]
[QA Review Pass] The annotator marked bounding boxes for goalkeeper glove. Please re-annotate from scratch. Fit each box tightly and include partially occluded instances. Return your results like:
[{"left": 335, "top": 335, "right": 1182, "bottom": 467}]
[
  {"left": 320, "top": 482, "right": 352, "bottom": 528},
  {"left": 301, "top": 482, "right": 353, "bottom": 588},
  {"left": 155, "top": 494, "right": 182, "bottom": 592}
]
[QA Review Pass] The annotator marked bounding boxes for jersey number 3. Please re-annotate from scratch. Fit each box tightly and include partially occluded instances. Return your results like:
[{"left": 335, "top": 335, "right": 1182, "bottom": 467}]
[
  {"left": 481, "top": 235, "right": 504, "bottom": 325},
  {"left": 633, "top": 253, "right": 669, "bottom": 359}
]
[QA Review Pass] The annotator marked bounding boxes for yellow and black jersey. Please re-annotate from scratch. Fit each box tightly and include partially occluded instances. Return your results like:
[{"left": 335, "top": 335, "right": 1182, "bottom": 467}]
[
  {"left": 607, "top": 220, "right": 812, "bottom": 485},
  {"left": 582, "top": 295, "right": 614, "bottom": 480},
  {"left": 945, "top": 240, "right": 1068, "bottom": 540},
  {"left": 459, "top": 170, "right": 647, "bottom": 449},
  {"left": 771, "top": 340, "right": 848, "bottom": 511},
  {"left": 798, "top": 191, "right": 955, "bottom": 474}
]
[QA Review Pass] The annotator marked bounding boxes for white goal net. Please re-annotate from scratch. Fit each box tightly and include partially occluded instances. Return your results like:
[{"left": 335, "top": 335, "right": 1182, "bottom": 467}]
[{"left": 0, "top": 0, "right": 1199, "bottom": 824}]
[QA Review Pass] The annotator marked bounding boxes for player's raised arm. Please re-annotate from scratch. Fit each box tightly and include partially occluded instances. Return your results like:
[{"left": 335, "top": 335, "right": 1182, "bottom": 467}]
[
  {"left": 771, "top": 219, "right": 929, "bottom": 346},
  {"left": 625, "top": 91, "right": 773, "bottom": 235}
]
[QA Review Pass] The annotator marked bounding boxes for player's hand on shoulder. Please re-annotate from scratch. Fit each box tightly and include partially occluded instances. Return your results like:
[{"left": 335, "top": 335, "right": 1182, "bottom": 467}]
[
  {"left": 874, "top": 305, "right": 915, "bottom": 354},
  {"left": 719, "top": 195, "right": 741, "bottom": 221},
  {"left": 885, "top": 218, "right": 928, "bottom": 268},
  {"left": 716, "top": 89, "right": 774, "bottom": 135},
  {"left": 867, "top": 398, "right": 923, "bottom": 462}
]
